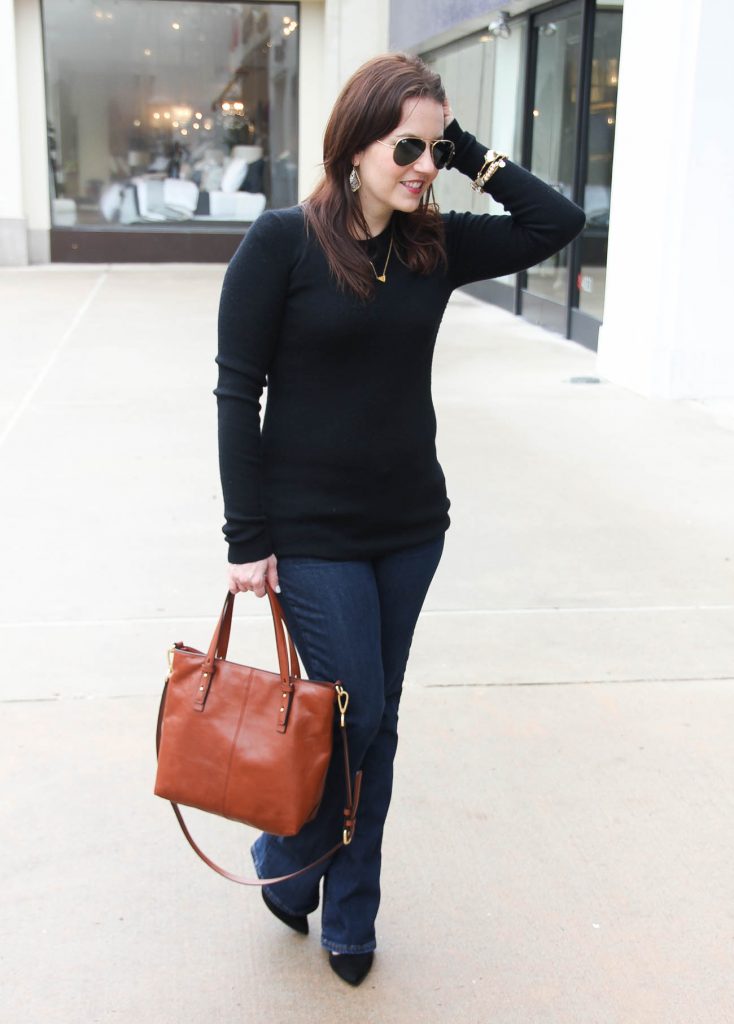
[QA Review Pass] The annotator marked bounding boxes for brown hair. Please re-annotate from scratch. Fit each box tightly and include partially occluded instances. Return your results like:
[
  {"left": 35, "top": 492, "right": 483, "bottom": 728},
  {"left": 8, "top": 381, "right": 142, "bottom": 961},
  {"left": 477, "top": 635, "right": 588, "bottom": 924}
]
[{"left": 303, "top": 53, "right": 448, "bottom": 301}]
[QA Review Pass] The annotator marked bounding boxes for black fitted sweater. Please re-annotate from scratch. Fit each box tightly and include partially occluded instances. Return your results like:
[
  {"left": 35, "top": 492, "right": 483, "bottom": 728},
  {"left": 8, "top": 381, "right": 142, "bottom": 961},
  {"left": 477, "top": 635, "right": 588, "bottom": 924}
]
[{"left": 216, "top": 118, "right": 586, "bottom": 564}]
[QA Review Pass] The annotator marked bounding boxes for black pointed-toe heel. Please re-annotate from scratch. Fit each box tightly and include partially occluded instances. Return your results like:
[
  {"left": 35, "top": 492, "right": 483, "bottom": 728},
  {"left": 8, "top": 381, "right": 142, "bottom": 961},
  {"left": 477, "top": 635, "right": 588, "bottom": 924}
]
[
  {"left": 328, "top": 951, "right": 374, "bottom": 986},
  {"left": 261, "top": 889, "right": 309, "bottom": 935}
]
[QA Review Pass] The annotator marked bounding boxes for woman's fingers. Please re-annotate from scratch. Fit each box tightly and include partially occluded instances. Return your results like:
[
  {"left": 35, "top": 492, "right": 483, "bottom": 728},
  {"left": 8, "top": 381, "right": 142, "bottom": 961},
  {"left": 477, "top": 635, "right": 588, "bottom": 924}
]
[
  {"left": 226, "top": 558, "right": 277, "bottom": 598},
  {"left": 442, "top": 96, "right": 454, "bottom": 128},
  {"left": 236, "top": 570, "right": 265, "bottom": 597},
  {"left": 266, "top": 556, "right": 280, "bottom": 594}
]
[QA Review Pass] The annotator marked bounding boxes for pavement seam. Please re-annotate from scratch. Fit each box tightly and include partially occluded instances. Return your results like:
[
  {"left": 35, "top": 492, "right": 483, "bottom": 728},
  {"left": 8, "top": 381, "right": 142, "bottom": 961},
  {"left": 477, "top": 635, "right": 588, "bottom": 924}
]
[
  {"left": 424, "top": 675, "right": 734, "bottom": 687},
  {"left": 5, "top": 675, "right": 734, "bottom": 703},
  {"left": 2, "top": 603, "right": 734, "bottom": 628},
  {"left": 0, "top": 270, "right": 108, "bottom": 450}
]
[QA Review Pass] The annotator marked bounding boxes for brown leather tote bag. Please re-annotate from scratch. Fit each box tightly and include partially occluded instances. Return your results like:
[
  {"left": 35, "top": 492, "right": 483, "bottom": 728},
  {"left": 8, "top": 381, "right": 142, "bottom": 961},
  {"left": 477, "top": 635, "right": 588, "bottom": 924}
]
[{"left": 154, "top": 584, "right": 361, "bottom": 885}]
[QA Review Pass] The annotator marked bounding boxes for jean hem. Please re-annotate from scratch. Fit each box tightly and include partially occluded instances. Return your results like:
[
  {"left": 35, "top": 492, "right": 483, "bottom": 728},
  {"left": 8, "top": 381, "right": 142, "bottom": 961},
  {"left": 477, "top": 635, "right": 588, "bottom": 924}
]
[
  {"left": 250, "top": 841, "right": 319, "bottom": 917},
  {"left": 321, "top": 937, "right": 377, "bottom": 954}
]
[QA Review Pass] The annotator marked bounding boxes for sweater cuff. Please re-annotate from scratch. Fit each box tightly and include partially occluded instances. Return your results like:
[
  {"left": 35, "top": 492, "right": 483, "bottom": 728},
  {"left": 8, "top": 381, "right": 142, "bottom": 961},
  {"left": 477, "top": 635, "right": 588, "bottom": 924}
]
[
  {"left": 226, "top": 533, "right": 274, "bottom": 565},
  {"left": 444, "top": 117, "right": 492, "bottom": 181}
]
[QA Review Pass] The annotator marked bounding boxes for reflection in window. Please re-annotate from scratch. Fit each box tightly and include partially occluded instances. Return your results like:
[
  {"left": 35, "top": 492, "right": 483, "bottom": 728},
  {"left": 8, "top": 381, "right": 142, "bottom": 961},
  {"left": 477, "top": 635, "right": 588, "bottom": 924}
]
[
  {"left": 426, "top": 28, "right": 525, "bottom": 220},
  {"left": 577, "top": 9, "right": 623, "bottom": 320},
  {"left": 425, "top": 25, "right": 525, "bottom": 287},
  {"left": 525, "top": 12, "right": 582, "bottom": 306},
  {"left": 42, "top": 0, "right": 299, "bottom": 229}
]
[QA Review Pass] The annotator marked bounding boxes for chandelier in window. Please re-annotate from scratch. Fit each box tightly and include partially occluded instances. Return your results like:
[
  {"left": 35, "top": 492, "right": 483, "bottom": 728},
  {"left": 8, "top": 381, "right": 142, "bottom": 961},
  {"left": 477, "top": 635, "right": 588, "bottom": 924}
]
[{"left": 212, "top": 67, "right": 249, "bottom": 118}]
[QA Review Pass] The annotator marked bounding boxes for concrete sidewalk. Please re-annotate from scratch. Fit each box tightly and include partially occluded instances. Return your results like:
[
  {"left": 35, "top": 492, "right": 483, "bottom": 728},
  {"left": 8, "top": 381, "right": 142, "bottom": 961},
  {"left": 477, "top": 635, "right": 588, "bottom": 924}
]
[{"left": 1, "top": 265, "right": 733, "bottom": 1023}]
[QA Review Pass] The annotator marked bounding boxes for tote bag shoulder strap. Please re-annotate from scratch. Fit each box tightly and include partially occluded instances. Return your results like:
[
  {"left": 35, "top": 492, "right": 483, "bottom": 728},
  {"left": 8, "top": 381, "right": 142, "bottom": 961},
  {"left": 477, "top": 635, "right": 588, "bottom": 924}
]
[{"left": 155, "top": 583, "right": 362, "bottom": 886}]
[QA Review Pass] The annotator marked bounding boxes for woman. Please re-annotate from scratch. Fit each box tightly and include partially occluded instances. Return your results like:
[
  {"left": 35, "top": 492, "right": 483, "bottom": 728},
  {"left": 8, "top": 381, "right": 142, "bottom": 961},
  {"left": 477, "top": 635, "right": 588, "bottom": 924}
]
[{"left": 216, "top": 52, "right": 585, "bottom": 986}]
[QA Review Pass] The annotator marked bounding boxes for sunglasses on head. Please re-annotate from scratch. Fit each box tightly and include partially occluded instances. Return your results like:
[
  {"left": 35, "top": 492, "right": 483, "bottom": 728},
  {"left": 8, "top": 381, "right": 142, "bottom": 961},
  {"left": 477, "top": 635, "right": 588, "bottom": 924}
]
[{"left": 376, "top": 136, "right": 455, "bottom": 170}]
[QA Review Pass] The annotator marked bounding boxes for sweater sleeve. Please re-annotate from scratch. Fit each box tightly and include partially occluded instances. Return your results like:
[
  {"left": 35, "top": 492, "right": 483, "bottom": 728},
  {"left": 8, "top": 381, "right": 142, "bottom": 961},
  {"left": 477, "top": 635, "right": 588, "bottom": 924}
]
[
  {"left": 442, "top": 117, "right": 587, "bottom": 288},
  {"left": 215, "top": 210, "right": 291, "bottom": 564}
]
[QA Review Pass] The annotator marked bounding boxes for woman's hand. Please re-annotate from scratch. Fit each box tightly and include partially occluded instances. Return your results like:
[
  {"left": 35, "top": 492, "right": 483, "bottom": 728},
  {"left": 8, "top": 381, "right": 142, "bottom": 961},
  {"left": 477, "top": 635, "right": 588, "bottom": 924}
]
[
  {"left": 228, "top": 554, "right": 279, "bottom": 598},
  {"left": 442, "top": 95, "right": 455, "bottom": 131}
]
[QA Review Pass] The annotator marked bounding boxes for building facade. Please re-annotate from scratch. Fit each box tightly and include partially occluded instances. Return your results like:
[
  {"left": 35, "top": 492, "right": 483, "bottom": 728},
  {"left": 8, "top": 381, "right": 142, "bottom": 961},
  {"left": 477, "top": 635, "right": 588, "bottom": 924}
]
[{"left": 2, "top": 0, "right": 732, "bottom": 397}]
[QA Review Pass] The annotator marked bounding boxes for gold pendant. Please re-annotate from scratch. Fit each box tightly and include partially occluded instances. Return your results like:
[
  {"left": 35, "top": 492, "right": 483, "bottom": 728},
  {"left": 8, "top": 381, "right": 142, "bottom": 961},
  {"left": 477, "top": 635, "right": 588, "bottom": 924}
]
[{"left": 369, "top": 231, "right": 394, "bottom": 284}]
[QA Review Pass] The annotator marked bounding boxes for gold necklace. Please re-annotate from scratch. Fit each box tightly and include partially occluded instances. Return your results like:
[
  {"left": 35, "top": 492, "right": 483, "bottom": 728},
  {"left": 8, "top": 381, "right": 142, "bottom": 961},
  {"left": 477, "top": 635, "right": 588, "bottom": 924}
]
[{"left": 368, "top": 232, "right": 394, "bottom": 284}]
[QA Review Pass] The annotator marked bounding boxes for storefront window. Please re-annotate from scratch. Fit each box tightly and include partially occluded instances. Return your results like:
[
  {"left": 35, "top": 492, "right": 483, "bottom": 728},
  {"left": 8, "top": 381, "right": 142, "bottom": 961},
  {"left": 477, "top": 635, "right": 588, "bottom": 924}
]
[
  {"left": 525, "top": 7, "right": 582, "bottom": 307},
  {"left": 426, "top": 27, "right": 525, "bottom": 220},
  {"left": 425, "top": 24, "right": 525, "bottom": 288},
  {"left": 41, "top": 0, "right": 298, "bottom": 229}
]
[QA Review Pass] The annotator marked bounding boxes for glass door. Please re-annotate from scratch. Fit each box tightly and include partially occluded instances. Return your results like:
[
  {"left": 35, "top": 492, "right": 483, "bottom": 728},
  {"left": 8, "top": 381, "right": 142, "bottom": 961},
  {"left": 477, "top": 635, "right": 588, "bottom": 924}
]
[
  {"left": 521, "top": 2, "right": 582, "bottom": 329},
  {"left": 574, "top": 6, "right": 623, "bottom": 324}
]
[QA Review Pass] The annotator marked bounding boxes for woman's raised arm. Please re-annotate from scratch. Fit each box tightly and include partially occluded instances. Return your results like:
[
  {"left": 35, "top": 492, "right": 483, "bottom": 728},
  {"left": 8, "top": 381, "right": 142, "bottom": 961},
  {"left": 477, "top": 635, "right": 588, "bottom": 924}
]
[{"left": 440, "top": 113, "right": 586, "bottom": 288}]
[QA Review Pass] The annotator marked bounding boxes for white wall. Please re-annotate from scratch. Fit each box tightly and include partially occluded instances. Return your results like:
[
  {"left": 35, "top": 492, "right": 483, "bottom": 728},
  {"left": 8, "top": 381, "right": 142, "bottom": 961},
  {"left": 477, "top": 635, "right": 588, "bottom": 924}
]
[
  {"left": 15, "top": 0, "right": 50, "bottom": 262},
  {"left": 597, "top": 0, "right": 734, "bottom": 398},
  {"left": 0, "top": 0, "right": 28, "bottom": 263},
  {"left": 323, "top": 0, "right": 390, "bottom": 111},
  {"left": 0, "top": 0, "right": 49, "bottom": 264},
  {"left": 297, "top": 0, "right": 389, "bottom": 200},
  {"left": 298, "top": 0, "right": 326, "bottom": 200}
]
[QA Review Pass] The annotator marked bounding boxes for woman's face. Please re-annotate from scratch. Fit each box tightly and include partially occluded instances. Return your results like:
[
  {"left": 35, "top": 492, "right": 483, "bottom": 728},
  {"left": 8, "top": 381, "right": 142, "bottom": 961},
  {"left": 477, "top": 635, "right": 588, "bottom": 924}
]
[{"left": 353, "top": 96, "right": 444, "bottom": 226}]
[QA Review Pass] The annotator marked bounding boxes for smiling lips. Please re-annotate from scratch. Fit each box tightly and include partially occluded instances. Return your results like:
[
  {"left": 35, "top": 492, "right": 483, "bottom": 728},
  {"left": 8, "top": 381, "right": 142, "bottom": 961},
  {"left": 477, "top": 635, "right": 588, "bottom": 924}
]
[{"left": 400, "top": 180, "right": 425, "bottom": 195}]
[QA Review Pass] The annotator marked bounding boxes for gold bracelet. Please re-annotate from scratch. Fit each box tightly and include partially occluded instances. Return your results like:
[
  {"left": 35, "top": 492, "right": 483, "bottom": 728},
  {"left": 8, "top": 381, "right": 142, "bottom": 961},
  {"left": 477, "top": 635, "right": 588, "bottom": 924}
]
[{"left": 471, "top": 150, "right": 508, "bottom": 193}]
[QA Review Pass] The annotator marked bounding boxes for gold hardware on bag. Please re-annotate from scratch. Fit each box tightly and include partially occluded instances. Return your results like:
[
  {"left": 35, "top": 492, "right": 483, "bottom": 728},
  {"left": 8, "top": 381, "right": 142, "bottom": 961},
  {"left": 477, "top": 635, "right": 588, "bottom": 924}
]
[
  {"left": 167, "top": 646, "right": 175, "bottom": 674},
  {"left": 343, "top": 827, "right": 353, "bottom": 845},
  {"left": 335, "top": 685, "right": 349, "bottom": 728}
]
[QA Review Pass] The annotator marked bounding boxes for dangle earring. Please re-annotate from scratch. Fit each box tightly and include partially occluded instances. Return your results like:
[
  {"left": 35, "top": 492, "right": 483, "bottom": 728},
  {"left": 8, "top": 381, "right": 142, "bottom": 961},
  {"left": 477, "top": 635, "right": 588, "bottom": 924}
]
[{"left": 349, "top": 165, "right": 361, "bottom": 192}]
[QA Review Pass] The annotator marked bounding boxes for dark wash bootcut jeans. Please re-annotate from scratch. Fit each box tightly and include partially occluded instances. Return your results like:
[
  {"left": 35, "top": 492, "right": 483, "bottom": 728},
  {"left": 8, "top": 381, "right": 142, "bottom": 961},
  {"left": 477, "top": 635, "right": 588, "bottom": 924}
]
[{"left": 251, "top": 533, "right": 445, "bottom": 953}]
